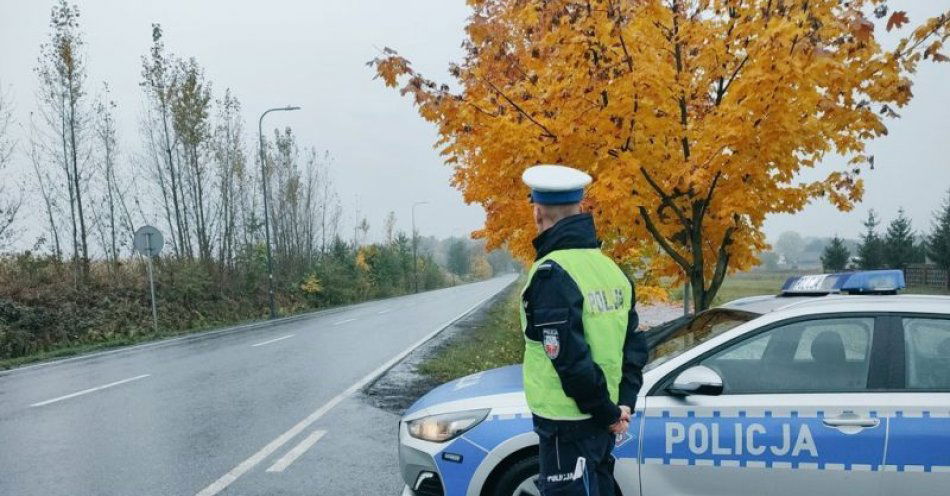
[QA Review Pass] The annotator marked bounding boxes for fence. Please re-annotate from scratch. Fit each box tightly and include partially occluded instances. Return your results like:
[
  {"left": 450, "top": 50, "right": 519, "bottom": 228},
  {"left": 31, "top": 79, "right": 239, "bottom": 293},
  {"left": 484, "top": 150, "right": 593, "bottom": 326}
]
[{"left": 904, "top": 264, "right": 949, "bottom": 289}]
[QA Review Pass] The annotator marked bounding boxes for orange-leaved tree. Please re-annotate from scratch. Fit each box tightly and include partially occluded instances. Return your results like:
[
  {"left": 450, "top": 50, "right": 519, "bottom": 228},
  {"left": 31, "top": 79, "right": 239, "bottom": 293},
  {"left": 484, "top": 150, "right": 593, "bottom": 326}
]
[{"left": 372, "top": 0, "right": 948, "bottom": 310}]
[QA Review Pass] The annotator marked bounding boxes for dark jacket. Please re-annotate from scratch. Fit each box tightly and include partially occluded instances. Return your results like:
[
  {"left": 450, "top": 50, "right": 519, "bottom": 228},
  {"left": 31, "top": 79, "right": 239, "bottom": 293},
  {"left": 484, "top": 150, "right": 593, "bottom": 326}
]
[{"left": 523, "top": 213, "right": 648, "bottom": 427}]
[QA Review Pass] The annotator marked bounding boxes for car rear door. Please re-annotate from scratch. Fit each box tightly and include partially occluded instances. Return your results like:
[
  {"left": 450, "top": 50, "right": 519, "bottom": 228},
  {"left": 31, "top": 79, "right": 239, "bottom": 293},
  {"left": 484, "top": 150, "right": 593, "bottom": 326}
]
[
  {"left": 639, "top": 314, "right": 887, "bottom": 496},
  {"left": 880, "top": 315, "right": 950, "bottom": 494}
]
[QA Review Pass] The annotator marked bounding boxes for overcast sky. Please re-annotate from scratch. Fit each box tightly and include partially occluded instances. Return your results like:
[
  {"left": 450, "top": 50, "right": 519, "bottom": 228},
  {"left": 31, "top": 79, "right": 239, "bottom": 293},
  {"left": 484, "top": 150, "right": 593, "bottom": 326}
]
[{"left": 0, "top": 0, "right": 947, "bottom": 248}]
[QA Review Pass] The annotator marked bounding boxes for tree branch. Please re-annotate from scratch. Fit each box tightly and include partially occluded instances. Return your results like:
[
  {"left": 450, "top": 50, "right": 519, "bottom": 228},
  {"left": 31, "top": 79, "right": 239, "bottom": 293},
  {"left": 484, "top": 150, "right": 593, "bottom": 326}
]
[
  {"left": 893, "top": 13, "right": 949, "bottom": 62},
  {"left": 468, "top": 102, "right": 498, "bottom": 118},
  {"left": 716, "top": 55, "right": 748, "bottom": 105},
  {"left": 670, "top": 9, "right": 692, "bottom": 162},
  {"left": 482, "top": 79, "right": 557, "bottom": 140},
  {"left": 697, "top": 170, "right": 722, "bottom": 223},
  {"left": 640, "top": 167, "right": 691, "bottom": 228},
  {"left": 638, "top": 206, "right": 691, "bottom": 271},
  {"left": 612, "top": 0, "right": 634, "bottom": 72},
  {"left": 707, "top": 221, "right": 737, "bottom": 301}
]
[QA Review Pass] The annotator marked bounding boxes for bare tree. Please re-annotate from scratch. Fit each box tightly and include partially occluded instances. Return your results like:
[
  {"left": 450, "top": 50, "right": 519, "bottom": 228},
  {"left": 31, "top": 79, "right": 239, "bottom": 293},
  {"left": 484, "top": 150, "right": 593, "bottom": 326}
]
[
  {"left": 260, "top": 129, "right": 341, "bottom": 271},
  {"left": 171, "top": 57, "right": 213, "bottom": 261},
  {"left": 91, "top": 83, "right": 124, "bottom": 267},
  {"left": 315, "top": 151, "right": 341, "bottom": 256},
  {"left": 35, "top": 0, "right": 90, "bottom": 278},
  {"left": 383, "top": 211, "right": 396, "bottom": 245},
  {"left": 0, "top": 83, "right": 21, "bottom": 249},
  {"left": 28, "top": 113, "right": 62, "bottom": 258},
  {"left": 141, "top": 23, "right": 188, "bottom": 258},
  {"left": 355, "top": 218, "right": 370, "bottom": 248},
  {"left": 235, "top": 144, "right": 261, "bottom": 256},
  {"left": 212, "top": 89, "right": 247, "bottom": 268},
  {"left": 140, "top": 106, "right": 176, "bottom": 252},
  {"left": 268, "top": 127, "right": 303, "bottom": 264}
]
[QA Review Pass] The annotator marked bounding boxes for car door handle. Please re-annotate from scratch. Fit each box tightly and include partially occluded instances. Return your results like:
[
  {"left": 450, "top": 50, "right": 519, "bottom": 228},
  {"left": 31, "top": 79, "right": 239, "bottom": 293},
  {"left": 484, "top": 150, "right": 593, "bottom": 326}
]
[{"left": 822, "top": 417, "right": 879, "bottom": 428}]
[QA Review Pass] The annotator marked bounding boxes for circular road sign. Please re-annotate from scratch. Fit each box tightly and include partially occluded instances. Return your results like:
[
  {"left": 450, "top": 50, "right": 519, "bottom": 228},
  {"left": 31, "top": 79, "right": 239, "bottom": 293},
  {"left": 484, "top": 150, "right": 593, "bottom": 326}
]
[{"left": 133, "top": 225, "right": 164, "bottom": 256}]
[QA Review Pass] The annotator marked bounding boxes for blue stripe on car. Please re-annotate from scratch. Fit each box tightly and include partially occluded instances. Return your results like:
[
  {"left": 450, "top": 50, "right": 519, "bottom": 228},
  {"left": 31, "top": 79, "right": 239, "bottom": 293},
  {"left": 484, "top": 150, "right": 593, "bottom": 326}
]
[
  {"left": 428, "top": 407, "right": 950, "bottom": 495},
  {"left": 434, "top": 437, "right": 489, "bottom": 496},
  {"left": 463, "top": 413, "right": 534, "bottom": 452},
  {"left": 884, "top": 412, "right": 950, "bottom": 472},
  {"left": 642, "top": 410, "right": 885, "bottom": 470}
]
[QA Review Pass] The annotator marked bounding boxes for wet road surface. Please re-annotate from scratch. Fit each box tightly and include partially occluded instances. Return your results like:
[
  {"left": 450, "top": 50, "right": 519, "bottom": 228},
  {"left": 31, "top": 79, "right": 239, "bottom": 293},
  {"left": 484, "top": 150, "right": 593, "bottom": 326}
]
[{"left": 0, "top": 275, "right": 516, "bottom": 496}]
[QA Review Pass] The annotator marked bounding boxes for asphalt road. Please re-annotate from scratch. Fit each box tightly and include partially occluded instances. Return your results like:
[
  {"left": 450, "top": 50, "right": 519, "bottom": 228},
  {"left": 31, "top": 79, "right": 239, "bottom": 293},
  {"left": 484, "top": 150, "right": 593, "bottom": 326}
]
[{"left": 0, "top": 275, "right": 517, "bottom": 496}]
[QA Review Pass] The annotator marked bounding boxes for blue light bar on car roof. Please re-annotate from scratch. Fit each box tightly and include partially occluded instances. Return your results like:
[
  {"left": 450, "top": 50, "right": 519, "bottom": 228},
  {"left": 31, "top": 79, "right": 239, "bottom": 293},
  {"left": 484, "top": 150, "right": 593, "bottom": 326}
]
[{"left": 781, "top": 270, "right": 906, "bottom": 296}]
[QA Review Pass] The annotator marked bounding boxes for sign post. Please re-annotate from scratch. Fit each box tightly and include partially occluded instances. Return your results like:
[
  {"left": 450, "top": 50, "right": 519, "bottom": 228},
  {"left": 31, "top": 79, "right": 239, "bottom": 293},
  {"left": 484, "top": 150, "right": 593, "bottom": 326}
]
[{"left": 133, "top": 226, "right": 164, "bottom": 333}]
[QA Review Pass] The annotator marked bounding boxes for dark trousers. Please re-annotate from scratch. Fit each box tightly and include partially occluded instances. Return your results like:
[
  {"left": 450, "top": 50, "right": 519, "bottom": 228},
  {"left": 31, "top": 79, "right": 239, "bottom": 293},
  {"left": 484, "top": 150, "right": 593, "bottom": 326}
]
[{"left": 533, "top": 415, "right": 616, "bottom": 496}]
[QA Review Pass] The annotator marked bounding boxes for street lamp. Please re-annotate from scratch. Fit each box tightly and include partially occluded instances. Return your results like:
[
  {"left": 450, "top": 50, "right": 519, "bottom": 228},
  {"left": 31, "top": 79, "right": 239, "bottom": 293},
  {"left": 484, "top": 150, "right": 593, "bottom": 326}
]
[
  {"left": 411, "top": 201, "right": 429, "bottom": 293},
  {"left": 259, "top": 105, "right": 301, "bottom": 319}
]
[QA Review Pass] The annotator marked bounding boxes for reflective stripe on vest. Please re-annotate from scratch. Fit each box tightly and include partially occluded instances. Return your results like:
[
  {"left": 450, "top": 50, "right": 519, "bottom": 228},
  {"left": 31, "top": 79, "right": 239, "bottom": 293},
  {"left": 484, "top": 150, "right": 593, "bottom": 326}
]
[{"left": 520, "top": 248, "right": 632, "bottom": 420}]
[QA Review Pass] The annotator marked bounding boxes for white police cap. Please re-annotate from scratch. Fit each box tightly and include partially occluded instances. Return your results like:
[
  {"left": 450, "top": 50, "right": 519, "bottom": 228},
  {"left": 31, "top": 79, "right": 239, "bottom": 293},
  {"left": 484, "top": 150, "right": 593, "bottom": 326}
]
[{"left": 522, "top": 165, "right": 592, "bottom": 205}]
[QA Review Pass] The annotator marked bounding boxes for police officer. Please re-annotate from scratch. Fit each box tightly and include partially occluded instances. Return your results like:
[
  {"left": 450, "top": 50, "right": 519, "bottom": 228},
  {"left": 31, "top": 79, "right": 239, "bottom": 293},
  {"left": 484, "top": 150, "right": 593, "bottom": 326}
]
[{"left": 520, "top": 165, "right": 648, "bottom": 495}]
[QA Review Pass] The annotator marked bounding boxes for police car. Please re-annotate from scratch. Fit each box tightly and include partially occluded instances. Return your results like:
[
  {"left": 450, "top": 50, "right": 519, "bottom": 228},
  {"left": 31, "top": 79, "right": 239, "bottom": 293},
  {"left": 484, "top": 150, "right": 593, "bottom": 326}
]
[{"left": 398, "top": 270, "right": 950, "bottom": 496}]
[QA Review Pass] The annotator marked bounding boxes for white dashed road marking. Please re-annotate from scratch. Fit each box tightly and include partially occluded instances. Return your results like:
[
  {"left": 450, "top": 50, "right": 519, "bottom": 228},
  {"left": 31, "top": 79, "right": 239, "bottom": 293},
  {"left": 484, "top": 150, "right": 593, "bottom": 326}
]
[
  {"left": 251, "top": 335, "right": 295, "bottom": 347},
  {"left": 377, "top": 308, "right": 391, "bottom": 315},
  {"left": 332, "top": 318, "right": 357, "bottom": 326},
  {"left": 194, "top": 284, "right": 507, "bottom": 496},
  {"left": 30, "top": 374, "right": 151, "bottom": 408},
  {"left": 266, "top": 430, "right": 327, "bottom": 473}
]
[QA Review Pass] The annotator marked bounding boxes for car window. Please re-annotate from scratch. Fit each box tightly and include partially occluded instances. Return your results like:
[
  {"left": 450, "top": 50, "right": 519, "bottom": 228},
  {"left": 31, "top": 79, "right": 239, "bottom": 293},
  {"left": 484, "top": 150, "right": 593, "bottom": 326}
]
[
  {"left": 904, "top": 318, "right": 950, "bottom": 391},
  {"left": 701, "top": 317, "right": 875, "bottom": 394},
  {"left": 793, "top": 322, "right": 871, "bottom": 361},
  {"left": 644, "top": 309, "right": 758, "bottom": 372},
  {"left": 717, "top": 331, "right": 771, "bottom": 360}
]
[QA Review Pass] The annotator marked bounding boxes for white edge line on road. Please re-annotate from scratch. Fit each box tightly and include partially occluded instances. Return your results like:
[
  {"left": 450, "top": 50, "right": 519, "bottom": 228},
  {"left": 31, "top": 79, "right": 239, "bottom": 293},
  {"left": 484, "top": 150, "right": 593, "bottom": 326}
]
[
  {"left": 332, "top": 318, "right": 357, "bottom": 326},
  {"left": 250, "top": 334, "right": 295, "bottom": 347},
  {"left": 194, "top": 277, "right": 514, "bottom": 496},
  {"left": 30, "top": 374, "right": 151, "bottom": 408},
  {"left": 265, "top": 430, "right": 327, "bottom": 473}
]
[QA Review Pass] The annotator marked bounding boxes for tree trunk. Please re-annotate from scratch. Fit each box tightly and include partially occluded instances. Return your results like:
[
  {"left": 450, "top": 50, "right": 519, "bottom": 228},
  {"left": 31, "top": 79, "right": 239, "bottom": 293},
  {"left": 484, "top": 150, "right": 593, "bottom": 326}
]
[
  {"left": 160, "top": 105, "right": 186, "bottom": 258},
  {"left": 175, "top": 146, "right": 193, "bottom": 257},
  {"left": 31, "top": 140, "right": 62, "bottom": 259},
  {"left": 68, "top": 88, "right": 88, "bottom": 278},
  {"left": 193, "top": 144, "right": 210, "bottom": 261},
  {"left": 60, "top": 97, "right": 80, "bottom": 285},
  {"left": 105, "top": 135, "right": 118, "bottom": 267}
]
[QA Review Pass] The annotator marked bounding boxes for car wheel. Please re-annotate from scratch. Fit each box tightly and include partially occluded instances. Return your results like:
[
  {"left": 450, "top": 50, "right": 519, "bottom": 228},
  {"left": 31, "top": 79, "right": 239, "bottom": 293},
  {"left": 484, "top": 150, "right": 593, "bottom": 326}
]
[{"left": 490, "top": 454, "right": 540, "bottom": 496}]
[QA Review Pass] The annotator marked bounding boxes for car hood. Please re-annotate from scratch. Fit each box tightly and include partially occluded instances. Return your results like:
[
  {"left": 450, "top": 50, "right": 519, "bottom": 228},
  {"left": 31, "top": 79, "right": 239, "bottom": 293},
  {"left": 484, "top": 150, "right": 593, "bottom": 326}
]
[{"left": 404, "top": 365, "right": 524, "bottom": 417}]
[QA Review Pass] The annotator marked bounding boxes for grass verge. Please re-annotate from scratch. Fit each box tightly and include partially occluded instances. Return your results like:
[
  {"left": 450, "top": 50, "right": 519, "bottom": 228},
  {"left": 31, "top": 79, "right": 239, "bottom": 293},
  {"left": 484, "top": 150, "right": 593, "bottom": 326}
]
[{"left": 417, "top": 281, "right": 525, "bottom": 383}]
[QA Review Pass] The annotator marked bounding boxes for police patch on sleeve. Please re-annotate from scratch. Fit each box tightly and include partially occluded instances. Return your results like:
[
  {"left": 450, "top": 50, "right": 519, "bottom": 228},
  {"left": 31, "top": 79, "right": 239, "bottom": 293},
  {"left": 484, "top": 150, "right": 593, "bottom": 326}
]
[{"left": 542, "top": 328, "right": 560, "bottom": 359}]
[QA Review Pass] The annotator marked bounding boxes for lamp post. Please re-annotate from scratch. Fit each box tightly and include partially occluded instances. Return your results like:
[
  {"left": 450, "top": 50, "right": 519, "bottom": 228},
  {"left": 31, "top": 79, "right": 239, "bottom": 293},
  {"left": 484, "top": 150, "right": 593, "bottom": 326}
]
[
  {"left": 411, "top": 201, "right": 429, "bottom": 293},
  {"left": 259, "top": 105, "right": 301, "bottom": 319}
]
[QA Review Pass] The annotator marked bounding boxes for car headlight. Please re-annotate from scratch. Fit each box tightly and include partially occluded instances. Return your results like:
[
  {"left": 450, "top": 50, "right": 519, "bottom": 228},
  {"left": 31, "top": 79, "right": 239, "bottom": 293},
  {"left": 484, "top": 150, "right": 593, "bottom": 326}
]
[{"left": 406, "top": 409, "right": 490, "bottom": 443}]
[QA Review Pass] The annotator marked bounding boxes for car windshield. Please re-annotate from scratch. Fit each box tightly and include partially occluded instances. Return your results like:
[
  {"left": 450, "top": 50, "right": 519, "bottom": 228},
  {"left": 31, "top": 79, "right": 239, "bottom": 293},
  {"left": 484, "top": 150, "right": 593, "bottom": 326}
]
[{"left": 643, "top": 309, "right": 760, "bottom": 372}]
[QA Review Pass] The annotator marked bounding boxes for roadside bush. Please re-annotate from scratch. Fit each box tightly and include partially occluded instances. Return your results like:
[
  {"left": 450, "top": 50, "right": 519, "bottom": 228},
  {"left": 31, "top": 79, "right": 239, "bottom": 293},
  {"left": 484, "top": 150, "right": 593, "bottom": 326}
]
[{"left": 0, "top": 235, "right": 460, "bottom": 364}]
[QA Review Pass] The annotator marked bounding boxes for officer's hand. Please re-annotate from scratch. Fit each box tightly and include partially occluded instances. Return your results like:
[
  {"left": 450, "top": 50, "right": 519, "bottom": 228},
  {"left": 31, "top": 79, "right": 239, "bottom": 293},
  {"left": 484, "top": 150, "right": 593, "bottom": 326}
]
[
  {"left": 609, "top": 419, "right": 628, "bottom": 435},
  {"left": 619, "top": 405, "right": 631, "bottom": 422}
]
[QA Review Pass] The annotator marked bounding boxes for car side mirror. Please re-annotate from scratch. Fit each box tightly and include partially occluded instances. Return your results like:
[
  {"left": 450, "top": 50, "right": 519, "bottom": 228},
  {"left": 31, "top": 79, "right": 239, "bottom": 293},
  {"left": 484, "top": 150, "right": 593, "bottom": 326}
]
[{"left": 667, "top": 365, "right": 724, "bottom": 396}]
